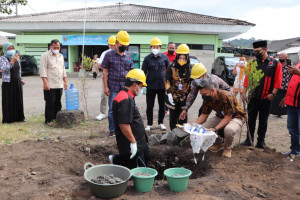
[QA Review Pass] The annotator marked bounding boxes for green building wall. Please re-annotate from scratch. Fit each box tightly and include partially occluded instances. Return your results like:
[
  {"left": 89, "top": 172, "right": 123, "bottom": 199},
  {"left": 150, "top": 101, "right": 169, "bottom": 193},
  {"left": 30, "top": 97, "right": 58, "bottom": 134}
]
[{"left": 12, "top": 32, "right": 227, "bottom": 73}]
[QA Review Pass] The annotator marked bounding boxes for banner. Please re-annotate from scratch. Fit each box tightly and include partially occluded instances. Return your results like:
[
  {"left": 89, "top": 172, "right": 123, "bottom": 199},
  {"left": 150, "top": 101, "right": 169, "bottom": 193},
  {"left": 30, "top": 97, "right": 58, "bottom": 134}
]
[{"left": 62, "top": 35, "right": 110, "bottom": 45}]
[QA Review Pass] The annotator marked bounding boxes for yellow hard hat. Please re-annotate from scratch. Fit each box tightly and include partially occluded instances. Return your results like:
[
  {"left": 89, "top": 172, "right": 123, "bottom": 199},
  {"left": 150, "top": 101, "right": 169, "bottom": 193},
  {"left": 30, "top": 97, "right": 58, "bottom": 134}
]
[
  {"left": 126, "top": 69, "right": 147, "bottom": 86},
  {"left": 150, "top": 37, "right": 162, "bottom": 46},
  {"left": 176, "top": 44, "right": 190, "bottom": 54},
  {"left": 108, "top": 35, "right": 116, "bottom": 45},
  {"left": 191, "top": 63, "right": 207, "bottom": 79},
  {"left": 116, "top": 30, "right": 130, "bottom": 46}
]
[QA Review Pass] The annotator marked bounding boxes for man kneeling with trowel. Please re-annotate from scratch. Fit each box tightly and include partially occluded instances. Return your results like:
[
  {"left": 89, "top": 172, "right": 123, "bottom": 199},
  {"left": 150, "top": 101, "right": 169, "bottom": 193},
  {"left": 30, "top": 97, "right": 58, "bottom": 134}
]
[
  {"left": 109, "top": 69, "right": 150, "bottom": 169},
  {"left": 195, "top": 78, "right": 246, "bottom": 158}
]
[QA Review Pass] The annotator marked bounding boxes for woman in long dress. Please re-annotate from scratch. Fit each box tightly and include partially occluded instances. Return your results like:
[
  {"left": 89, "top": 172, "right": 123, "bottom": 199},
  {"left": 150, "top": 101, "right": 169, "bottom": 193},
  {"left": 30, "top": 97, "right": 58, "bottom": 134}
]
[
  {"left": 232, "top": 57, "right": 246, "bottom": 100},
  {"left": 0, "top": 42, "right": 25, "bottom": 123}
]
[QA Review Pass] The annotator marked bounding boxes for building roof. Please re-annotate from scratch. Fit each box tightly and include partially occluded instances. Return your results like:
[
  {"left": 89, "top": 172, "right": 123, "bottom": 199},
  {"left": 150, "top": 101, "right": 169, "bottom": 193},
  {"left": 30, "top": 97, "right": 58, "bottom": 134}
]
[
  {"left": 269, "top": 37, "right": 300, "bottom": 52},
  {"left": 278, "top": 46, "right": 300, "bottom": 54},
  {"left": 0, "top": 4, "right": 254, "bottom": 39},
  {"left": 0, "top": 4, "right": 254, "bottom": 25}
]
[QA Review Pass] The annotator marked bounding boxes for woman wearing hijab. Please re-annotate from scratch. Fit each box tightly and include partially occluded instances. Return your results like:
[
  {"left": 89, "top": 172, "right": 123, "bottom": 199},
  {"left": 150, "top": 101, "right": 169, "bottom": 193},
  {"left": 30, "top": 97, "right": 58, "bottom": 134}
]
[
  {"left": 232, "top": 57, "right": 246, "bottom": 100},
  {"left": 0, "top": 42, "right": 25, "bottom": 123},
  {"left": 165, "top": 44, "right": 192, "bottom": 130}
]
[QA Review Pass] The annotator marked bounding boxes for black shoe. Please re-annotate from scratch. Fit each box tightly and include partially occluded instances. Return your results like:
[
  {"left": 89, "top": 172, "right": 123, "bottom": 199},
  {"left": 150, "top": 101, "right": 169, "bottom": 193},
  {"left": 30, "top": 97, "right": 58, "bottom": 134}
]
[
  {"left": 241, "top": 139, "right": 252, "bottom": 146},
  {"left": 255, "top": 141, "right": 266, "bottom": 149},
  {"left": 109, "top": 132, "right": 115, "bottom": 137}
]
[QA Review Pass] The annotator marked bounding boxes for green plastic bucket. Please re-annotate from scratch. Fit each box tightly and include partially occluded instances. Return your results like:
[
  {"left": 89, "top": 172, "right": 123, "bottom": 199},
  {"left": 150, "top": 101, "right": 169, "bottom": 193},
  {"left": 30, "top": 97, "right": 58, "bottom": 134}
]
[
  {"left": 163, "top": 167, "right": 192, "bottom": 192},
  {"left": 131, "top": 167, "right": 158, "bottom": 192}
]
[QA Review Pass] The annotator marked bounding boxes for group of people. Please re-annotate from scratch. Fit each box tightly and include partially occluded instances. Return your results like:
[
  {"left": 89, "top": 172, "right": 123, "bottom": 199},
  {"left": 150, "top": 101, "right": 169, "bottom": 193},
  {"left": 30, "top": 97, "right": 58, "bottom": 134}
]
[{"left": 1, "top": 31, "right": 300, "bottom": 170}]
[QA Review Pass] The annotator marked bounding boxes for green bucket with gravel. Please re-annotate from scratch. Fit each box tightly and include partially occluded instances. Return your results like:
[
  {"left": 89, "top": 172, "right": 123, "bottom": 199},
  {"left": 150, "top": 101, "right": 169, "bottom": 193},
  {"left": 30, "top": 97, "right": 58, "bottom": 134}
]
[
  {"left": 131, "top": 167, "right": 158, "bottom": 192},
  {"left": 163, "top": 167, "right": 192, "bottom": 192}
]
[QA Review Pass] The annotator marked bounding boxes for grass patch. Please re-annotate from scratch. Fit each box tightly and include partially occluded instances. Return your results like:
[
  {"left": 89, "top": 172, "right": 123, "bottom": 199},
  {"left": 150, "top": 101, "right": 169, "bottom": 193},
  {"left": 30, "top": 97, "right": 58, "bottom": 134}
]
[{"left": 0, "top": 114, "right": 47, "bottom": 144}]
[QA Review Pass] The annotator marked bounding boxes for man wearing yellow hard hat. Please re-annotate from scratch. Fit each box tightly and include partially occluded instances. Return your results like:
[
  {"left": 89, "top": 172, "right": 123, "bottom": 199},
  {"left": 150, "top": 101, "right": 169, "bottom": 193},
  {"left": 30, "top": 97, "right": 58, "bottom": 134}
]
[
  {"left": 109, "top": 69, "right": 150, "bottom": 169},
  {"left": 142, "top": 37, "right": 170, "bottom": 131},
  {"left": 102, "top": 31, "right": 134, "bottom": 137},
  {"left": 179, "top": 62, "right": 230, "bottom": 121},
  {"left": 96, "top": 35, "right": 116, "bottom": 121}
]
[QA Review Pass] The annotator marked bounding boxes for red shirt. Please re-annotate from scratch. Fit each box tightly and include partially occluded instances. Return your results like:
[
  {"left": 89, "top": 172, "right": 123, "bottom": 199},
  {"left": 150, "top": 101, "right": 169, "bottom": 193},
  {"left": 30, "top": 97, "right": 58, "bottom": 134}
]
[
  {"left": 285, "top": 62, "right": 300, "bottom": 107},
  {"left": 163, "top": 51, "right": 177, "bottom": 63}
]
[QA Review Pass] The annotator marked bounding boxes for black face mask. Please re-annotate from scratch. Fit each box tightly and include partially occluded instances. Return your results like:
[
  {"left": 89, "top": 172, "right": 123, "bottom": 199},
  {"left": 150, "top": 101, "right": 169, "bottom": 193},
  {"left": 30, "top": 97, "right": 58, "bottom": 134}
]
[
  {"left": 118, "top": 45, "right": 127, "bottom": 53},
  {"left": 202, "top": 95, "right": 213, "bottom": 101},
  {"left": 279, "top": 59, "right": 285, "bottom": 63},
  {"left": 168, "top": 50, "right": 174, "bottom": 55},
  {"left": 254, "top": 52, "right": 263, "bottom": 60}
]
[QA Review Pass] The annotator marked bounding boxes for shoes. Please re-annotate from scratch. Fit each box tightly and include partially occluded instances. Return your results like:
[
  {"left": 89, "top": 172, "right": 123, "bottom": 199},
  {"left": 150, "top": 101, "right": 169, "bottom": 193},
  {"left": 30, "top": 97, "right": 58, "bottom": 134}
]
[
  {"left": 282, "top": 151, "right": 299, "bottom": 156},
  {"left": 145, "top": 125, "right": 152, "bottom": 131},
  {"left": 255, "top": 141, "right": 266, "bottom": 149},
  {"left": 46, "top": 122, "right": 54, "bottom": 126},
  {"left": 241, "top": 139, "right": 252, "bottom": 146},
  {"left": 108, "top": 155, "right": 114, "bottom": 164},
  {"left": 209, "top": 143, "right": 224, "bottom": 152},
  {"left": 96, "top": 113, "right": 106, "bottom": 121},
  {"left": 109, "top": 132, "right": 115, "bottom": 137},
  {"left": 159, "top": 124, "right": 166, "bottom": 130},
  {"left": 222, "top": 149, "right": 232, "bottom": 158}
]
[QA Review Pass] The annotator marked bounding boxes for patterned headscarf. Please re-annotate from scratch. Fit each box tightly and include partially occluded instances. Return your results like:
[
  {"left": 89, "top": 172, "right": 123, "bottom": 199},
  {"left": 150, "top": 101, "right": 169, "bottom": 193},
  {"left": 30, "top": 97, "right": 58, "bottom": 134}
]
[{"left": 3, "top": 42, "right": 14, "bottom": 59}]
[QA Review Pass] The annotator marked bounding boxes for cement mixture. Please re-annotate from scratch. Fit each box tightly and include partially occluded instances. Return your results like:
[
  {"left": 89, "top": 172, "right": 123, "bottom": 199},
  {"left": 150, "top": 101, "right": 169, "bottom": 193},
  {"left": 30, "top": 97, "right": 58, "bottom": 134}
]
[
  {"left": 134, "top": 172, "right": 152, "bottom": 177},
  {"left": 91, "top": 174, "right": 123, "bottom": 184}
]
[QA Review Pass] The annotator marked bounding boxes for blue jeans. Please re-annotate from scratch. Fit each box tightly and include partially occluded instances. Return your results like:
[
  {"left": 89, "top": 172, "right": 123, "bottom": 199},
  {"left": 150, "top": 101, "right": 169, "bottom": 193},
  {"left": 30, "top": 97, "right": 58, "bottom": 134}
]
[
  {"left": 108, "top": 91, "right": 118, "bottom": 133},
  {"left": 287, "top": 105, "right": 300, "bottom": 155}
]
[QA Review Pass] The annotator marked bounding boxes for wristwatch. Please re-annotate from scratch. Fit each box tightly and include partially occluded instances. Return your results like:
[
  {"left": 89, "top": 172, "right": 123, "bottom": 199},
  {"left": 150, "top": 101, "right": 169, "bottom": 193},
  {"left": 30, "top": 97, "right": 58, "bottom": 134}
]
[{"left": 213, "top": 127, "right": 218, "bottom": 133}]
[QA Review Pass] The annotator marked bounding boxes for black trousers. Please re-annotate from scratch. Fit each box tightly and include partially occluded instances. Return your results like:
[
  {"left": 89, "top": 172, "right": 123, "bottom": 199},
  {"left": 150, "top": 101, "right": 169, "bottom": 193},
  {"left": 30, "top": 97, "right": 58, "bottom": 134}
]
[
  {"left": 113, "top": 146, "right": 151, "bottom": 169},
  {"left": 44, "top": 89, "right": 63, "bottom": 123},
  {"left": 92, "top": 72, "right": 97, "bottom": 79},
  {"left": 146, "top": 89, "right": 165, "bottom": 125},
  {"left": 247, "top": 98, "right": 271, "bottom": 142},
  {"left": 169, "top": 101, "right": 188, "bottom": 130}
]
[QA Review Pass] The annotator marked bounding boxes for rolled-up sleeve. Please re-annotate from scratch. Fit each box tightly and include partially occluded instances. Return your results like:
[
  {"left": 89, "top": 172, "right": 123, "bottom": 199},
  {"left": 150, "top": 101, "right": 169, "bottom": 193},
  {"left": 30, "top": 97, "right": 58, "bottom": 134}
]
[
  {"left": 101, "top": 53, "right": 110, "bottom": 70},
  {"left": 39, "top": 53, "right": 47, "bottom": 77}
]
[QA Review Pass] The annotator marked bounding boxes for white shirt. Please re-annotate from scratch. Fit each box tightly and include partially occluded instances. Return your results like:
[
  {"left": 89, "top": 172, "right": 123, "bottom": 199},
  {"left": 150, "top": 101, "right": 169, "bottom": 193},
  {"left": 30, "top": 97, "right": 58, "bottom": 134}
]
[{"left": 98, "top": 49, "right": 111, "bottom": 64}]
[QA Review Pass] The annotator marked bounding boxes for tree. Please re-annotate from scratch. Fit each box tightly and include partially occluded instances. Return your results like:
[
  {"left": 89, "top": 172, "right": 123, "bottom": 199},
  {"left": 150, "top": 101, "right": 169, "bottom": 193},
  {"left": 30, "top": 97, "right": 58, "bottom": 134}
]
[{"left": 0, "top": 0, "right": 28, "bottom": 15}]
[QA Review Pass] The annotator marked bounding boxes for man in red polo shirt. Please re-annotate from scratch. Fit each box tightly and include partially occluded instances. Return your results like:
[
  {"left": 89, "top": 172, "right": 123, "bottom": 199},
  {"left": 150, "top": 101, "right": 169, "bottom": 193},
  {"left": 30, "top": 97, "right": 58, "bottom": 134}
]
[
  {"left": 163, "top": 42, "right": 176, "bottom": 64},
  {"left": 281, "top": 53, "right": 300, "bottom": 156}
]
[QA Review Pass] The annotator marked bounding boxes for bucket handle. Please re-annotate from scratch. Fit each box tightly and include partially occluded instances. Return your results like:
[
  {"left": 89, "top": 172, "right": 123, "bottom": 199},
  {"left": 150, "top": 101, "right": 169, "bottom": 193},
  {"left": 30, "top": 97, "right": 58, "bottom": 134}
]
[{"left": 84, "top": 162, "right": 94, "bottom": 172}]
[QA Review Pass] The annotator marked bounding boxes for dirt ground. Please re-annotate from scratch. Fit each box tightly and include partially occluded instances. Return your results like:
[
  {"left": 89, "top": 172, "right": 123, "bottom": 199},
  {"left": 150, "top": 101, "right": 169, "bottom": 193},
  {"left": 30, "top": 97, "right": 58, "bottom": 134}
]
[{"left": 0, "top": 75, "right": 299, "bottom": 200}]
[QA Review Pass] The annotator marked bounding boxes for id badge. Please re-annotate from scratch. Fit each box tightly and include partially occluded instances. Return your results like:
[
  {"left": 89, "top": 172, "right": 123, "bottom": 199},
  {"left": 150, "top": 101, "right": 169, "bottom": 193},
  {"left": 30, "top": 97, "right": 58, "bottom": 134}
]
[{"left": 178, "top": 83, "right": 183, "bottom": 90}]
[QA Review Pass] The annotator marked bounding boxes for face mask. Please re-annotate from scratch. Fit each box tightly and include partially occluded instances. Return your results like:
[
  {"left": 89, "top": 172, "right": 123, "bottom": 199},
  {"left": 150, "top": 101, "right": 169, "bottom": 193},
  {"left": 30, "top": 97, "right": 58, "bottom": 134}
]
[
  {"left": 118, "top": 45, "right": 127, "bottom": 53},
  {"left": 151, "top": 49, "right": 160, "bottom": 55},
  {"left": 178, "top": 60, "right": 187, "bottom": 66},
  {"left": 279, "top": 59, "right": 285, "bottom": 63},
  {"left": 194, "top": 78, "right": 201, "bottom": 85},
  {"left": 168, "top": 50, "right": 174, "bottom": 55},
  {"left": 135, "top": 85, "right": 143, "bottom": 96},
  {"left": 52, "top": 49, "right": 59, "bottom": 54},
  {"left": 254, "top": 52, "right": 263, "bottom": 60},
  {"left": 202, "top": 95, "right": 213, "bottom": 101},
  {"left": 6, "top": 50, "right": 15, "bottom": 58}
]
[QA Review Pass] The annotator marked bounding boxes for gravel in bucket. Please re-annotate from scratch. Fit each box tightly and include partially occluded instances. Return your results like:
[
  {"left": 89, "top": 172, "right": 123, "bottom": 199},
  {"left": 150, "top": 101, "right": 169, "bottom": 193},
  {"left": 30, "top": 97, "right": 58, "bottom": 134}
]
[
  {"left": 134, "top": 172, "right": 152, "bottom": 177},
  {"left": 91, "top": 174, "right": 123, "bottom": 184}
]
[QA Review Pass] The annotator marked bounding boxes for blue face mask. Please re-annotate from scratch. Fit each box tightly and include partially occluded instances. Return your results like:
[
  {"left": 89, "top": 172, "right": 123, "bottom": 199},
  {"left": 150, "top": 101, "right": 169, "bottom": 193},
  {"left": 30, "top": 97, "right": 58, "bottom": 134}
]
[
  {"left": 6, "top": 50, "right": 15, "bottom": 58},
  {"left": 194, "top": 78, "right": 201, "bottom": 85}
]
